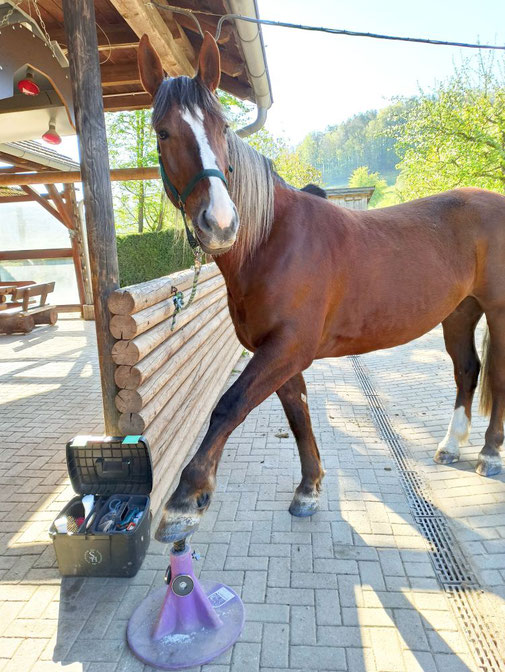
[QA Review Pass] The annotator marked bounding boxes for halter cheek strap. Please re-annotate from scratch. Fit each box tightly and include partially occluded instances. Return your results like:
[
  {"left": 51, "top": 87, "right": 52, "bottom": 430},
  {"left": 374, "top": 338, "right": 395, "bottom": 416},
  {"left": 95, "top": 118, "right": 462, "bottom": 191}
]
[
  {"left": 156, "top": 142, "right": 233, "bottom": 331},
  {"left": 157, "top": 142, "right": 230, "bottom": 250}
]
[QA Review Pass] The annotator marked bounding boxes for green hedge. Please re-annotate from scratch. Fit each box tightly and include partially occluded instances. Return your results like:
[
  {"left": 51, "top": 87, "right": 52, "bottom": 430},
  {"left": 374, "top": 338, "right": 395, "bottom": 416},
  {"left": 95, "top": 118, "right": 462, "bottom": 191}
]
[{"left": 117, "top": 229, "right": 195, "bottom": 287}]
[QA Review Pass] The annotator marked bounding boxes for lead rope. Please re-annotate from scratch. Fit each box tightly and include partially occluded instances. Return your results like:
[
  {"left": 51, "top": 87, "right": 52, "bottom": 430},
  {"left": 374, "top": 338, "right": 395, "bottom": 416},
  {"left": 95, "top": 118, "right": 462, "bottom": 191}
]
[{"left": 170, "top": 244, "right": 202, "bottom": 331}]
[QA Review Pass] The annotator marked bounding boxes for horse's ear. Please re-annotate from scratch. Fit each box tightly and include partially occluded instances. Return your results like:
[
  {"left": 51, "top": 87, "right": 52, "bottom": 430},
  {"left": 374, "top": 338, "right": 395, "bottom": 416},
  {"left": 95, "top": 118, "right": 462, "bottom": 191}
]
[
  {"left": 138, "top": 34, "right": 164, "bottom": 99},
  {"left": 197, "top": 32, "right": 221, "bottom": 92}
]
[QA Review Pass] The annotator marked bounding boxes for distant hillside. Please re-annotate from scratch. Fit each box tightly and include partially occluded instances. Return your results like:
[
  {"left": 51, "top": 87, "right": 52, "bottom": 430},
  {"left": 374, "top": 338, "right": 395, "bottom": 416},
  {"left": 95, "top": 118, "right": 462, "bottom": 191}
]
[{"left": 297, "top": 100, "right": 413, "bottom": 187}]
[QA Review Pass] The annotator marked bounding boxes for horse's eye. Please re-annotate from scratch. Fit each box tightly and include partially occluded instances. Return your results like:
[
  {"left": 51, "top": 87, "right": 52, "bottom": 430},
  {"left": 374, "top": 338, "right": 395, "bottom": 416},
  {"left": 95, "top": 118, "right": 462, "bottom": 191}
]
[
  {"left": 224, "top": 124, "right": 229, "bottom": 134},
  {"left": 158, "top": 129, "right": 169, "bottom": 140}
]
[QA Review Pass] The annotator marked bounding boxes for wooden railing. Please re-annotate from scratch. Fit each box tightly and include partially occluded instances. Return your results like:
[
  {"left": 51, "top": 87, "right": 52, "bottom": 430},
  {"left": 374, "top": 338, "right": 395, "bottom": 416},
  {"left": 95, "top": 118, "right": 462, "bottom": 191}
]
[{"left": 108, "top": 263, "right": 242, "bottom": 512}]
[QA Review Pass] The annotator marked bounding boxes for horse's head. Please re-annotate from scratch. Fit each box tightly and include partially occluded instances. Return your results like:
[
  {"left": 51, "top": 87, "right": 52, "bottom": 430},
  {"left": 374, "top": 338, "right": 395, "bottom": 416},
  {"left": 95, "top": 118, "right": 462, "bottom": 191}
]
[{"left": 138, "top": 33, "right": 238, "bottom": 255}]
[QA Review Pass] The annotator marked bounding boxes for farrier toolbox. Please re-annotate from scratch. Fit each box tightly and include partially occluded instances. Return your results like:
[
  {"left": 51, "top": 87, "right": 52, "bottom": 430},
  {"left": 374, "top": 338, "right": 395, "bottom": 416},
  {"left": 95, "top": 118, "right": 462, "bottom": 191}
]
[{"left": 49, "top": 435, "right": 152, "bottom": 577}]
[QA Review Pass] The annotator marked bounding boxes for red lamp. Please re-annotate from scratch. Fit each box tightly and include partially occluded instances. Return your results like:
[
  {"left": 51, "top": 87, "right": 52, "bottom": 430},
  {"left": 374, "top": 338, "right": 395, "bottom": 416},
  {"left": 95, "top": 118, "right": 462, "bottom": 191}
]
[
  {"left": 17, "top": 69, "right": 40, "bottom": 96},
  {"left": 42, "top": 121, "right": 61, "bottom": 145}
]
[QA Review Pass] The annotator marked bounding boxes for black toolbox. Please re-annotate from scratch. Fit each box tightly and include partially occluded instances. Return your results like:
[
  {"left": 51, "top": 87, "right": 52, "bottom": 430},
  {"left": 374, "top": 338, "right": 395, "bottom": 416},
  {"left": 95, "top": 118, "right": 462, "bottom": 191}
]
[{"left": 49, "top": 435, "right": 152, "bottom": 577}]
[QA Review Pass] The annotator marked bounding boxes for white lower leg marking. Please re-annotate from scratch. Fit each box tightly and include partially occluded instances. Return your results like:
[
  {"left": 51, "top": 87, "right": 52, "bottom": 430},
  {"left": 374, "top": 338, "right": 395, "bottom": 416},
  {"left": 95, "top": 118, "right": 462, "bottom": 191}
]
[
  {"left": 181, "top": 107, "right": 235, "bottom": 229},
  {"left": 438, "top": 406, "right": 470, "bottom": 455},
  {"left": 301, "top": 393, "right": 307, "bottom": 404}
]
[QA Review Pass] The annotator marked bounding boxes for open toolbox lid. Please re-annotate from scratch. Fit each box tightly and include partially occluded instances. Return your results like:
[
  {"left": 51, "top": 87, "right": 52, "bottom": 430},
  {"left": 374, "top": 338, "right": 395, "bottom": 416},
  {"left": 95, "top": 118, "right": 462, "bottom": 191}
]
[{"left": 66, "top": 435, "right": 153, "bottom": 496}]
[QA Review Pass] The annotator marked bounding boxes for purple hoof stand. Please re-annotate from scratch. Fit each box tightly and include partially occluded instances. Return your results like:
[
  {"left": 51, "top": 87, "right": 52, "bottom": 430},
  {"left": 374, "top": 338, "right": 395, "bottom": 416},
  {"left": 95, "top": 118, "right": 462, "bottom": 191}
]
[{"left": 127, "top": 544, "right": 245, "bottom": 669}]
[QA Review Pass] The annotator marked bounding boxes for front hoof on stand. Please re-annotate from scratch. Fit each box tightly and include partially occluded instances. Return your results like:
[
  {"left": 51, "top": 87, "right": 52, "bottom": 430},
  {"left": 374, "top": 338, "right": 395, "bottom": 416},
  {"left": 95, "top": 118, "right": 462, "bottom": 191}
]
[
  {"left": 289, "top": 493, "right": 320, "bottom": 518},
  {"left": 155, "top": 510, "right": 201, "bottom": 544},
  {"left": 476, "top": 455, "right": 502, "bottom": 478},
  {"left": 433, "top": 448, "right": 460, "bottom": 465}
]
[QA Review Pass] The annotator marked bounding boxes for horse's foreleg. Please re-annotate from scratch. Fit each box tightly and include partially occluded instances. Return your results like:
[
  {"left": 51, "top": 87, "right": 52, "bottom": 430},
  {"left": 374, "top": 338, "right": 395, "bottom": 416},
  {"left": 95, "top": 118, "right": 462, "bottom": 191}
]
[
  {"left": 277, "top": 373, "right": 325, "bottom": 517},
  {"left": 156, "top": 338, "right": 309, "bottom": 542}
]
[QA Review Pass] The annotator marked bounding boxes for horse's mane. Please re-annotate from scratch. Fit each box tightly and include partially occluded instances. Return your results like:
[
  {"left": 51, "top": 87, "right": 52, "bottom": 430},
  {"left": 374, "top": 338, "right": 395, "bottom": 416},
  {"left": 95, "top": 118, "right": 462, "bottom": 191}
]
[
  {"left": 226, "top": 131, "right": 274, "bottom": 263},
  {"left": 152, "top": 77, "right": 275, "bottom": 263}
]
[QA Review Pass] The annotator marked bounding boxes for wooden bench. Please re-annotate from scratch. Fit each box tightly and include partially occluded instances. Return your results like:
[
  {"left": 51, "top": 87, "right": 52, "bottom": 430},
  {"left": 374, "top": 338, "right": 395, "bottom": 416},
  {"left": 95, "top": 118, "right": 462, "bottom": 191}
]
[
  {"left": 0, "top": 285, "right": 17, "bottom": 311},
  {"left": 0, "top": 281, "right": 36, "bottom": 311},
  {"left": 0, "top": 282, "right": 58, "bottom": 334}
]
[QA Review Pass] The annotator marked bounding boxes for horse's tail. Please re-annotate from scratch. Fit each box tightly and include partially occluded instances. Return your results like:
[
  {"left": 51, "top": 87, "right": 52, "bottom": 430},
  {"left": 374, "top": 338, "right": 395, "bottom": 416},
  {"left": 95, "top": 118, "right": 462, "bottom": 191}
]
[{"left": 479, "top": 323, "right": 493, "bottom": 416}]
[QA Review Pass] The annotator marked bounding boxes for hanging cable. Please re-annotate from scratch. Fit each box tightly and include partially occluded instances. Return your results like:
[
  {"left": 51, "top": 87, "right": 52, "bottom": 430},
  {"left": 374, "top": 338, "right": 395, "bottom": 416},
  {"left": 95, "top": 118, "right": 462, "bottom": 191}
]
[{"left": 149, "top": 1, "right": 505, "bottom": 51}]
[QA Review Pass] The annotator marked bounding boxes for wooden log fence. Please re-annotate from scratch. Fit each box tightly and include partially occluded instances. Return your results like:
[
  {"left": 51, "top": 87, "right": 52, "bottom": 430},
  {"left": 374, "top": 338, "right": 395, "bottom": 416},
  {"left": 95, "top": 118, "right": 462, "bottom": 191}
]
[
  {"left": 110, "top": 272, "right": 225, "bottom": 340},
  {"left": 108, "top": 262, "right": 242, "bottom": 514}
]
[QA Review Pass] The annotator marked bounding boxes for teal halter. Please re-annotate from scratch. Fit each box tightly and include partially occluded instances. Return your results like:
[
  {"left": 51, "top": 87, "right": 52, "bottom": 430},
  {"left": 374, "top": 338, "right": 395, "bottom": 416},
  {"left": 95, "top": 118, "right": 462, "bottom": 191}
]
[
  {"left": 157, "top": 141, "right": 230, "bottom": 249},
  {"left": 157, "top": 141, "right": 233, "bottom": 331}
]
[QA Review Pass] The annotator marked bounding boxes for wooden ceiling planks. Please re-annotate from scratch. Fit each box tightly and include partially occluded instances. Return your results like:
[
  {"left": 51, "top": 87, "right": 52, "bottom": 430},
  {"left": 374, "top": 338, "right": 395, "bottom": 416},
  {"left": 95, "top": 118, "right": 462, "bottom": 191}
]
[
  {"left": 11, "top": 0, "right": 254, "bottom": 111},
  {"left": 107, "top": 0, "right": 195, "bottom": 77}
]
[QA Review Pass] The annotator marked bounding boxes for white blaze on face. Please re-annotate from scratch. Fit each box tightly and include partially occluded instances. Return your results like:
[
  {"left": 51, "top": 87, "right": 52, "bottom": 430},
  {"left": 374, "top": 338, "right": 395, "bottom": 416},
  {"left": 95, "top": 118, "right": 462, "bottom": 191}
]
[{"left": 181, "top": 107, "right": 235, "bottom": 230}]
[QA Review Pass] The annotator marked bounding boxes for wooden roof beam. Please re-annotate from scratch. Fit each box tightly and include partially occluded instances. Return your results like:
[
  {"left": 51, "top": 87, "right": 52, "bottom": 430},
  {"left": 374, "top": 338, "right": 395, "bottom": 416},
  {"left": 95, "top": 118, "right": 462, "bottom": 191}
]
[
  {"left": 21, "top": 185, "right": 65, "bottom": 225},
  {"left": 108, "top": 0, "right": 195, "bottom": 77},
  {"left": 100, "top": 63, "right": 141, "bottom": 87},
  {"left": 103, "top": 92, "right": 152, "bottom": 112},
  {"left": 160, "top": 10, "right": 196, "bottom": 66},
  {"left": 50, "top": 24, "right": 139, "bottom": 51},
  {"left": 46, "top": 184, "right": 74, "bottom": 230},
  {"left": 0, "top": 195, "right": 32, "bottom": 203},
  {"left": 0, "top": 152, "right": 52, "bottom": 172},
  {"left": 0, "top": 166, "right": 160, "bottom": 186},
  {"left": 0, "top": 166, "right": 28, "bottom": 173}
]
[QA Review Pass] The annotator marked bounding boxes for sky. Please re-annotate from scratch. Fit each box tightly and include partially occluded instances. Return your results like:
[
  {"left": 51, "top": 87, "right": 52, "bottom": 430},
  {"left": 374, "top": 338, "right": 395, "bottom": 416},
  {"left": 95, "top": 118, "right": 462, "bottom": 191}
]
[
  {"left": 54, "top": 0, "right": 505, "bottom": 160},
  {"left": 256, "top": 0, "right": 505, "bottom": 144}
]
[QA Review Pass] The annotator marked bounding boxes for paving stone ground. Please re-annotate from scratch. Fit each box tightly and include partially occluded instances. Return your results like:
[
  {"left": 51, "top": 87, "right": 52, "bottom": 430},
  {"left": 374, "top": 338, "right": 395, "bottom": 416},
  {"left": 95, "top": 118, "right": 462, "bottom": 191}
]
[{"left": 1, "top": 316, "right": 504, "bottom": 672}]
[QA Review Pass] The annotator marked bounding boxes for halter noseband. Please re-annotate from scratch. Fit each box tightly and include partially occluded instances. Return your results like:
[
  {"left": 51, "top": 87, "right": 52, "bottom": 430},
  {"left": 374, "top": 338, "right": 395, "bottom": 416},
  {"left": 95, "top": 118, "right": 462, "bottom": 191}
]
[{"left": 157, "top": 141, "right": 230, "bottom": 250}]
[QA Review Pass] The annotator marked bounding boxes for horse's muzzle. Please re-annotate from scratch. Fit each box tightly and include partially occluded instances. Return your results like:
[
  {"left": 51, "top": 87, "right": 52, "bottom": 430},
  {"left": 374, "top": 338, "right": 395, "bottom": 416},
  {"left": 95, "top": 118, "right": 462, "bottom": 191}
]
[{"left": 194, "top": 208, "right": 238, "bottom": 254}]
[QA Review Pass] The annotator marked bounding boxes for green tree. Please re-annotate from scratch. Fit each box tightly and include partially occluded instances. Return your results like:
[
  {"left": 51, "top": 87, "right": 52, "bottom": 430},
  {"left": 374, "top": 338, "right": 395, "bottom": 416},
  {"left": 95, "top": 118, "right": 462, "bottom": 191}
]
[
  {"left": 297, "top": 107, "right": 406, "bottom": 187},
  {"left": 106, "top": 109, "right": 174, "bottom": 234},
  {"left": 393, "top": 55, "right": 505, "bottom": 199},
  {"left": 248, "top": 128, "right": 321, "bottom": 187},
  {"left": 348, "top": 166, "right": 388, "bottom": 207}
]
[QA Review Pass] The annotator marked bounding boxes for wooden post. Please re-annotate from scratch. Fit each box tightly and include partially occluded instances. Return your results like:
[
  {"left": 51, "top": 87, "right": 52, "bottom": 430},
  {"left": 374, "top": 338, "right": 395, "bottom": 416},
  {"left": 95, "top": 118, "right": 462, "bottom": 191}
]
[{"left": 63, "top": 0, "right": 120, "bottom": 434}]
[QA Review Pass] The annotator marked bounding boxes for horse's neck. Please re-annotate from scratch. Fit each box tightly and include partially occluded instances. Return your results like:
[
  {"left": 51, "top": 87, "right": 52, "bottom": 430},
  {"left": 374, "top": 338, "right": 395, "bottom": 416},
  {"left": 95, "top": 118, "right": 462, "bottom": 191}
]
[
  {"left": 213, "top": 181, "right": 293, "bottom": 297},
  {"left": 213, "top": 247, "right": 246, "bottom": 301}
]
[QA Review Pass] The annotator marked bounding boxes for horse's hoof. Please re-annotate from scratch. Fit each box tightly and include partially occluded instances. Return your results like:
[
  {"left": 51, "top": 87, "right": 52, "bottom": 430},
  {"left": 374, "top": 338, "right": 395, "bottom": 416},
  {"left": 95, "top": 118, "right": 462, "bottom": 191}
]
[
  {"left": 476, "top": 455, "right": 502, "bottom": 477},
  {"left": 289, "top": 494, "right": 319, "bottom": 517},
  {"left": 155, "top": 511, "right": 200, "bottom": 544},
  {"left": 433, "top": 449, "right": 459, "bottom": 465}
]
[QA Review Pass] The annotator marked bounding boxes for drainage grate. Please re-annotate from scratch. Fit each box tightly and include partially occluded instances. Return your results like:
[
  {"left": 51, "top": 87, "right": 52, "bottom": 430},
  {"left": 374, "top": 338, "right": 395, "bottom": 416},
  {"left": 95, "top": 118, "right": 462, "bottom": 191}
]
[
  {"left": 350, "top": 355, "right": 505, "bottom": 672},
  {"left": 446, "top": 585, "right": 504, "bottom": 672}
]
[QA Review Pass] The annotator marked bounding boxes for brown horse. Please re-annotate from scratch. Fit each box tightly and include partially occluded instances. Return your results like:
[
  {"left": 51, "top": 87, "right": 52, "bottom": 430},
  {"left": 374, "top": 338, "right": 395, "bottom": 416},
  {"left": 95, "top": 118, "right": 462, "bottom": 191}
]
[{"left": 138, "top": 33, "right": 505, "bottom": 543}]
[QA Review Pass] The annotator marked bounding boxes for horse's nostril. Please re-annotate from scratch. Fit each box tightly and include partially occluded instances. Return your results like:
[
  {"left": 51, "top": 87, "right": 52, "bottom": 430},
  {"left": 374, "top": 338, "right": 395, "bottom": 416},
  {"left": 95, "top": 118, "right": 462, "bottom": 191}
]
[
  {"left": 198, "top": 210, "right": 215, "bottom": 234},
  {"left": 196, "top": 493, "right": 210, "bottom": 509}
]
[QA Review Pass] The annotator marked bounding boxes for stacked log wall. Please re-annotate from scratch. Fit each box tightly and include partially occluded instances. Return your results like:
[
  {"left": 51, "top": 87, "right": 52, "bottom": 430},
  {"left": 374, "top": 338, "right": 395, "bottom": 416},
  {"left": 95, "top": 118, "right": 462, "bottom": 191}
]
[{"left": 108, "top": 262, "right": 242, "bottom": 513}]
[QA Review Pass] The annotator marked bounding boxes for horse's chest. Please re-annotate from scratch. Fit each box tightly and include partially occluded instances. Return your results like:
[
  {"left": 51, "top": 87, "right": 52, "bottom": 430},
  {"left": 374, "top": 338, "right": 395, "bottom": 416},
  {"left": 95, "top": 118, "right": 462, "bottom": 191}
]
[{"left": 226, "top": 296, "right": 255, "bottom": 351}]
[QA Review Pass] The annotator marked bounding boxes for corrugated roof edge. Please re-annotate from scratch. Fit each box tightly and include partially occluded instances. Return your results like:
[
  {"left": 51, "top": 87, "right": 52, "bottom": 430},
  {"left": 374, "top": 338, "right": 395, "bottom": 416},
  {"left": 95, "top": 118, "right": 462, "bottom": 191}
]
[
  {"left": 325, "top": 187, "right": 376, "bottom": 196},
  {"left": 0, "top": 140, "right": 80, "bottom": 171}
]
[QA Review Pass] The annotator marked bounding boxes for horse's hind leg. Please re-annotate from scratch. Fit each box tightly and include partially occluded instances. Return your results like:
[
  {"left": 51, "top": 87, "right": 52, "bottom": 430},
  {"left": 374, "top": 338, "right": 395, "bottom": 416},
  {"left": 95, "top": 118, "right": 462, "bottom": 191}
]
[
  {"left": 476, "top": 308, "right": 505, "bottom": 476},
  {"left": 277, "top": 373, "right": 325, "bottom": 517},
  {"left": 434, "top": 297, "right": 483, "bottom": 465}
]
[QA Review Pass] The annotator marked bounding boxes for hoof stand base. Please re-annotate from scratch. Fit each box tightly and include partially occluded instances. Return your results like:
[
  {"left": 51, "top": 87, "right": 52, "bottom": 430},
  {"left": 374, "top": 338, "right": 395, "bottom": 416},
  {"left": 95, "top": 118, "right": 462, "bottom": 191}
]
[{"left": 127, "top": 544, "right": 244, "bottom": 669}]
